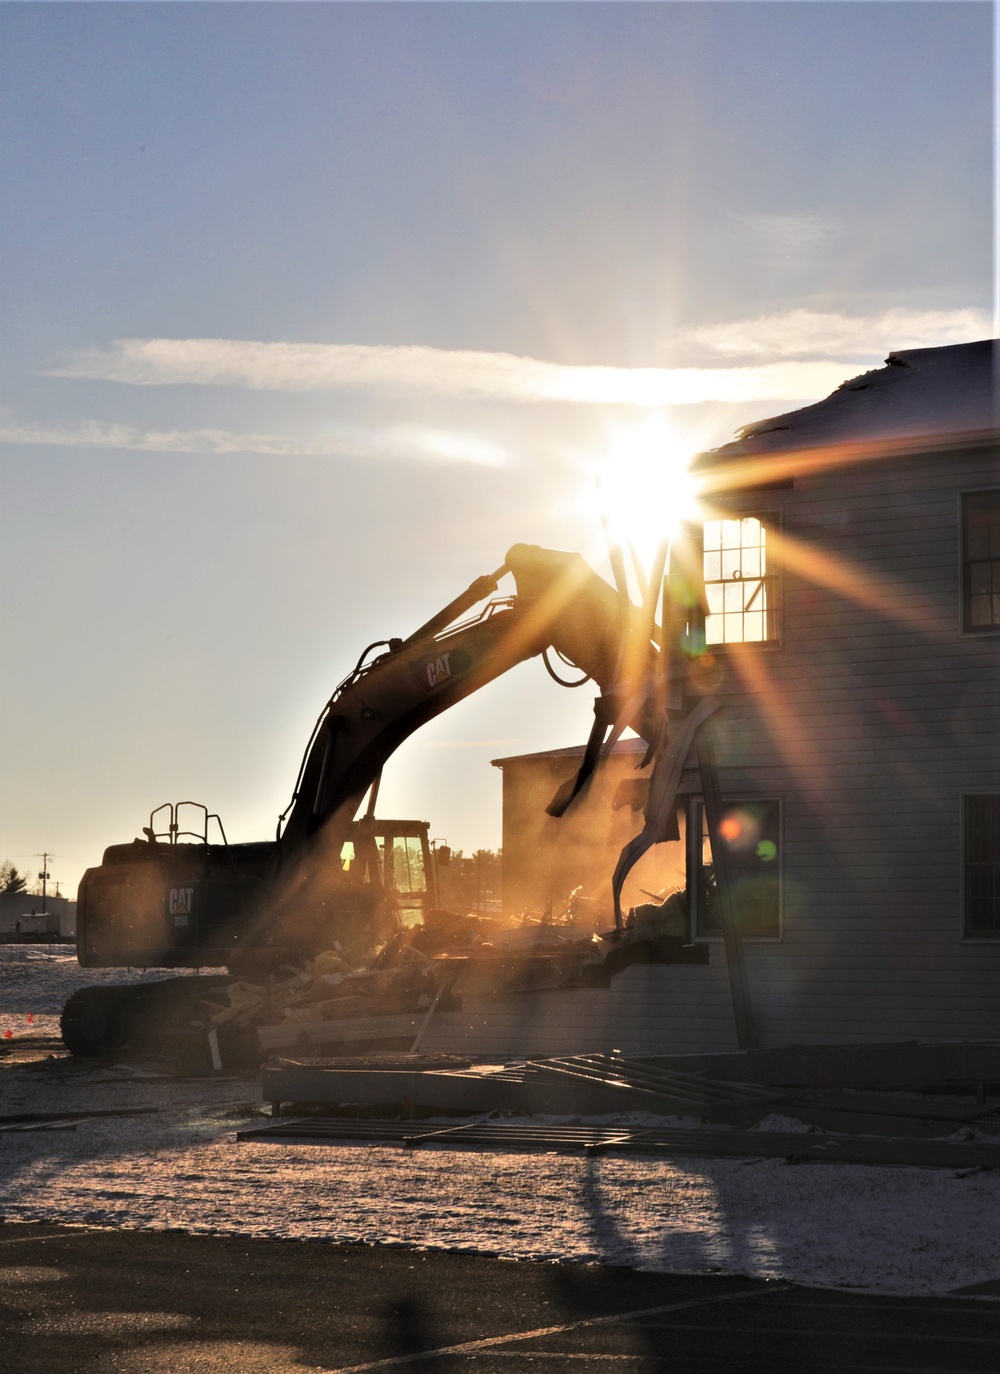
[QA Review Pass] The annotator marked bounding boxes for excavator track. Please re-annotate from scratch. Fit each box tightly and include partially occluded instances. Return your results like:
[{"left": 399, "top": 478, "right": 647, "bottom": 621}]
[{"left": 60, "top": 976, "right": 234, "bottom": 1058}]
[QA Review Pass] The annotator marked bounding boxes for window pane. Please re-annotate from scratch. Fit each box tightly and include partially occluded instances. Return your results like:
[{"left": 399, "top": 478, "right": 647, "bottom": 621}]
[
  {"left": 721, "top": 519, "right": 742, "bottom": 549},
  {"left": 703, "top": 515, "right": 778, "bottom": 645},
  {"left": 970, "top": 595, "right": 993, "bottom": 627},
  {"left": 404, "top": 836, "right": 427, "bottom": 892},
  {"left": 741, "top": 548, "right": 762, "bottom": 579},
  {"left": 721, "top": 547, "right": 742, "bottom": 580},
  {"left": 970, "top": 564, "right": 992, "bottom": 595},
  {"left": 389, "top": 836, "right": 428, "bottom": 894},
  {"left": 963, "top": 493, "right": 1000, "bottom": 632},
  {"left": 695, "top": 799, "right": 781, "bottom": 938},
  {"left": 965, "top": 796, "right": 1000, "bottom": 937},
  {"left": 390, "top": 838, "right": 411, "bottom": 891}
]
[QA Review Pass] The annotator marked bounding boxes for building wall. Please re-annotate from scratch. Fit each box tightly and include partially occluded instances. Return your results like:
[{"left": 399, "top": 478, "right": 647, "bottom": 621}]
[
  {"left": 497, "top": 743, "right": 687, "bottom": 923},
  {"left": 0, "top": 892, "right": 76, "bottom": 937},
  {"left": 699, "top": 436, "right": 999, "bottom": 1043},
  {"left": 419, "top": 962, "right": 740, "bottom": 1058},
  {"left": 494, "top": 436, "right": 999, "bottom": 1050}
]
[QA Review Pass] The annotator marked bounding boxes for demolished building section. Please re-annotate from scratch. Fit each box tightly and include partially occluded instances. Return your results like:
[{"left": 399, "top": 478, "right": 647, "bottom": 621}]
[
  {"left": 60, "top": 340, "right": 998, "bottom": 1071},
  {"left": 244, "top": 338, "right": 999, "bottom": 1061}
]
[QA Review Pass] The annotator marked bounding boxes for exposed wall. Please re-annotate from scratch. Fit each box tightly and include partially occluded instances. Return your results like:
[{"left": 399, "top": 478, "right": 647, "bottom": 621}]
[{"left": 497, "top": 744, "right": 686, "bottom": 923}]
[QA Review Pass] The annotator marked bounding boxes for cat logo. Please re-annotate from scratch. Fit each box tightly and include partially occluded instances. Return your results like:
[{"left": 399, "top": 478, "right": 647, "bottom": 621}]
[
  {"left": 168, "top": 886, "right": 194, "bottom": 928},
  {"left": 412, "top": 647, "right": 470, "bottom": 694},
  {"left": 425, "top": 652, "right": 452, "bottom": 688}
]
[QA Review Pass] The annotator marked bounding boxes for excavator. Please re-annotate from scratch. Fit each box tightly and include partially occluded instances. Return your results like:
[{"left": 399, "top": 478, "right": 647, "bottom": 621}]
[{"left": 61, "top": 543, "right": 669, "bottom": 1057}]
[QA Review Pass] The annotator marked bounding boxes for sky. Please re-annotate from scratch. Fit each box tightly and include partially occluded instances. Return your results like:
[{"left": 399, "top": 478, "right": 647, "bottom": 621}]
[{"left": 0, "top": 0, "right": 993, "bottom": 896}]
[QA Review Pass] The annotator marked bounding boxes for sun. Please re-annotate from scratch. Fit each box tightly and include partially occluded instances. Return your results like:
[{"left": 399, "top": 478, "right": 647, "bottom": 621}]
[{"left": 594, "top": 414, "right": 702, "bottom": 579}]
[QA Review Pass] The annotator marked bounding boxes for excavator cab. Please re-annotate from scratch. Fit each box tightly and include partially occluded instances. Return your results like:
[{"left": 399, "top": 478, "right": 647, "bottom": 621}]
[{"left": 374, "top": 821, "right": 437, "bottom": 929}]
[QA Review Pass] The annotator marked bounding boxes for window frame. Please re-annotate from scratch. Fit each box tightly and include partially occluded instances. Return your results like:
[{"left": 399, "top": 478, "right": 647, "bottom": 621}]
[
  {"left": 702, "top": 509, "right": 783, "bottom": 650},
  {"left": 962, "top": 794, "right": 1000, "bottom": 941},
  {"left": 960, "top": 488, "right": 1000, "bottom": 636},
  {"left": 687, "top": 795, "right": 784, "bottom": 942}
]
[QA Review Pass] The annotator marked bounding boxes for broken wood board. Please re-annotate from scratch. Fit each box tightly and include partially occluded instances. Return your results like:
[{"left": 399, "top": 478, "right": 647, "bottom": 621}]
[{"left": 237, "top": 1116, "right": 1000, "bottom": 1171}]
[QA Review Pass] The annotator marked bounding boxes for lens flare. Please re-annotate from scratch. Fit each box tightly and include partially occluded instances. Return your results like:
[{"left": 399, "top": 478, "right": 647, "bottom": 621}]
[{"left": 594, "top": 415, "right": 702, "bottom": 574}]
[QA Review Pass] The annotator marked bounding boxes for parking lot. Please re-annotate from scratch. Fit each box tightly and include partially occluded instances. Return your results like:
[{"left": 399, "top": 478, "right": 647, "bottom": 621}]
[{"left": 2, "top": 1222, "right": 997, "bottom": 1372}]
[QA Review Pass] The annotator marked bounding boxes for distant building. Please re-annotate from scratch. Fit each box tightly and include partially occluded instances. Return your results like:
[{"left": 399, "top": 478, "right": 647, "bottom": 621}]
[
  {"left": 493, "top": 738, "right": 686, "bottom": 920},
  {"left": 0, "top": 892, "right": 76, "bottom": 938},
  {"left": 482, "top": 339, "right": 998, "bottom": 1054}
]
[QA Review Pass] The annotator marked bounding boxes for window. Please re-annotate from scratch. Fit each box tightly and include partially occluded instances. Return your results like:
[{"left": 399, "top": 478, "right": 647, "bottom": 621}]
[
  {"left": 703, "top": 516, "right": 779, "bottom": 644},
  {"left": 691, "top": 798, "right": 781, "bottom": 939},
  {"left": 964, "top": 796, "right": 1000, "bottom": 938},
  {"left": 389, "top": 835, "right": 427, "bottom": 929},
  {"left": 962, "top": 491, "right": 1000, "bottom": 632},
  {"left": 380, "top": 836, "right": 426, "bottom": 895}
]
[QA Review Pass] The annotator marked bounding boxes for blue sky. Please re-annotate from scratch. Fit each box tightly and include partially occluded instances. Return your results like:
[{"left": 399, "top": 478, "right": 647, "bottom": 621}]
[{"left": 0, "top": 1, "right": 992, "bottom": 894}]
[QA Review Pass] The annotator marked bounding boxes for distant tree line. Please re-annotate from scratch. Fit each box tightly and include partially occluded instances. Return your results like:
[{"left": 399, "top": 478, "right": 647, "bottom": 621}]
[
  {"left": 0, "top": 862, "right": 29, "bottom": 894},
  {"left": 436, "top": 848, "right": 501, "bottom": 912}
]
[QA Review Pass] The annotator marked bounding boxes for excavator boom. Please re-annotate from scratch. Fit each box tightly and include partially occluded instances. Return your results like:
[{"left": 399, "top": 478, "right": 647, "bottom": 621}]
[
  {"left": 278, "top": 543, "right": 655, "bottom": 858},
  {"left": 72, "top": 543, "right": 662, "bottom": 980}
]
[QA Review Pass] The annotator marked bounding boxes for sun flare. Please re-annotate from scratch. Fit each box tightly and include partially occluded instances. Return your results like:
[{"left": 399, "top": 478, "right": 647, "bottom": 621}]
[{"left": 594, "top": 415, "right": 702, "bottom": 578}]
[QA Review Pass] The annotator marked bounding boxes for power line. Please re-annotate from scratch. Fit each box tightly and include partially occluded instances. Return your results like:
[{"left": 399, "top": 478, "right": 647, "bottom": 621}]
[{"left": 34, "top": 853, "right": 52, "bottom": 914}]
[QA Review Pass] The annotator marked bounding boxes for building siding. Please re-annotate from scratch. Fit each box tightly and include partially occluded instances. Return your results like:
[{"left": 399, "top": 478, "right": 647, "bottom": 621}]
[
  {"left": 488, "top": 437, "right": 999, "bottom": 1054},
  {"left": 700, "top": 438, "right": 999, "bottom": 1045},
  {"left": 419, "top": 961, "right": 740, "bottom": 1058}
]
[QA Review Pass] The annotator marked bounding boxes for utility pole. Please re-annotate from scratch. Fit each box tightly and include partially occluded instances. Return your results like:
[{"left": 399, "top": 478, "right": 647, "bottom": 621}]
[{"left": 35, "top": 853, "right": 51, "bottom": 915}]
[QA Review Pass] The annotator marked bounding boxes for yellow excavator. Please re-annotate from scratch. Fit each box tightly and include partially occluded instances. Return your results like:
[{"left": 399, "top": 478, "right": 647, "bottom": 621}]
[{"left": 61, "top": 544, "right": 665, "bottom": 1056}]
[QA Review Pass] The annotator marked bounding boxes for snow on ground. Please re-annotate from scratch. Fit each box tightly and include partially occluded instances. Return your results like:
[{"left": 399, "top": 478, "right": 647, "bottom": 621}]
[
  {"left": 0, "top": 946, "right": 225, "bottom": 1039},
  {"left": 1, "top": 946, "right": 998, "bottom": 1298}
]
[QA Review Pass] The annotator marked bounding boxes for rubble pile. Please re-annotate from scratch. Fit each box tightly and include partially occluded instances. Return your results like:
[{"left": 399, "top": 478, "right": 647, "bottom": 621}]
[
  {"left": 200, "top": 890, "right": 706, "bottom": 1048},
  {"left": 203, "top": 946, "right": 448, "bottom": 1033}
]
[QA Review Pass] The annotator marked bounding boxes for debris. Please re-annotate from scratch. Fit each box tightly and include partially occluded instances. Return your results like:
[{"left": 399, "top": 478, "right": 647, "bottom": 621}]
[
  {"left": 236, "top": 1115, "right": 1000, "bottom": 1170},
  {"left": 0, "top": 1106, "right": 161, "bottom": 1132},
  {"left": 258, "top": 1049, "right": 1000, "bottom": 1143},
  {"left": 193, "top": 896, "right": 637, "bottom": 1059}
]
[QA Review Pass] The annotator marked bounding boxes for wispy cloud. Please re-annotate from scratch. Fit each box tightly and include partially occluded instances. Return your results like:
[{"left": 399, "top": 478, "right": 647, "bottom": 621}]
[
  {"left": 0, "top": 418, "right": 509, "bottom": 466},
  {"left": 730, "top": 212, "right": 834, "bottom": 252},
  {"left": 50, "top": 337, "right": 859, "bottom": 405},
  {"left": 685, "top": 307, "right": 991, "bottom": 362}
]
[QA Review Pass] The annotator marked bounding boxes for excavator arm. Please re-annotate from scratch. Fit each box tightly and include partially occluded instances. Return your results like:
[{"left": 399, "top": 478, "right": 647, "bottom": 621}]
[
  {"left": 278, "top": 543, "right": 661, "bottom": 859},
  {"left": 66, "top": 538, "right": 754, "bottom": 1059},
  {"left": 72, "top": 543, "right": 665, "bottom": 974}
]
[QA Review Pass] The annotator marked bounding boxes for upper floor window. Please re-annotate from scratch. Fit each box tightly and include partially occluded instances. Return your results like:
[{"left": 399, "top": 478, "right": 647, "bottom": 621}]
[
  {"left": 703, "top": 515, "right": 779, "bottom": 645},
  {"left": 962, "top": 490, "right": 1000, "bottom": 632},
  {"left": 964, "top": 795, "right": 1000, "bottom": 939}
]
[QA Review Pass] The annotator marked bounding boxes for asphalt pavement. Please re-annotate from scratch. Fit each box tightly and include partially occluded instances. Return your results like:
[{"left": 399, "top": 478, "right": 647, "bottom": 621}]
[{"left": 1, "top": 1222, "right": 997, "bottom": 1373}]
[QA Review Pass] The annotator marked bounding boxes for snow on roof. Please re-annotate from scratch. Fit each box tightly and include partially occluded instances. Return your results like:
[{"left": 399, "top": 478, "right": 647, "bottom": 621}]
[{"left": 698, "top": 338, "right": 997, "bottom": 464}]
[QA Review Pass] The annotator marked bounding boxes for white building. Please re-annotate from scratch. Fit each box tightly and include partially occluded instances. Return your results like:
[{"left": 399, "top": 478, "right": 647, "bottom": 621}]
[{"left": 0, "top": 891, "right": 76, "bottom": 938}]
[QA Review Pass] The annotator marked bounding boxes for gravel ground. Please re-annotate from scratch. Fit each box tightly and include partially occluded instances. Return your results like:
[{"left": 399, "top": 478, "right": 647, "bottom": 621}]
[{"left": 1, "top": 946, "right": 998, "bottom": 1298}]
